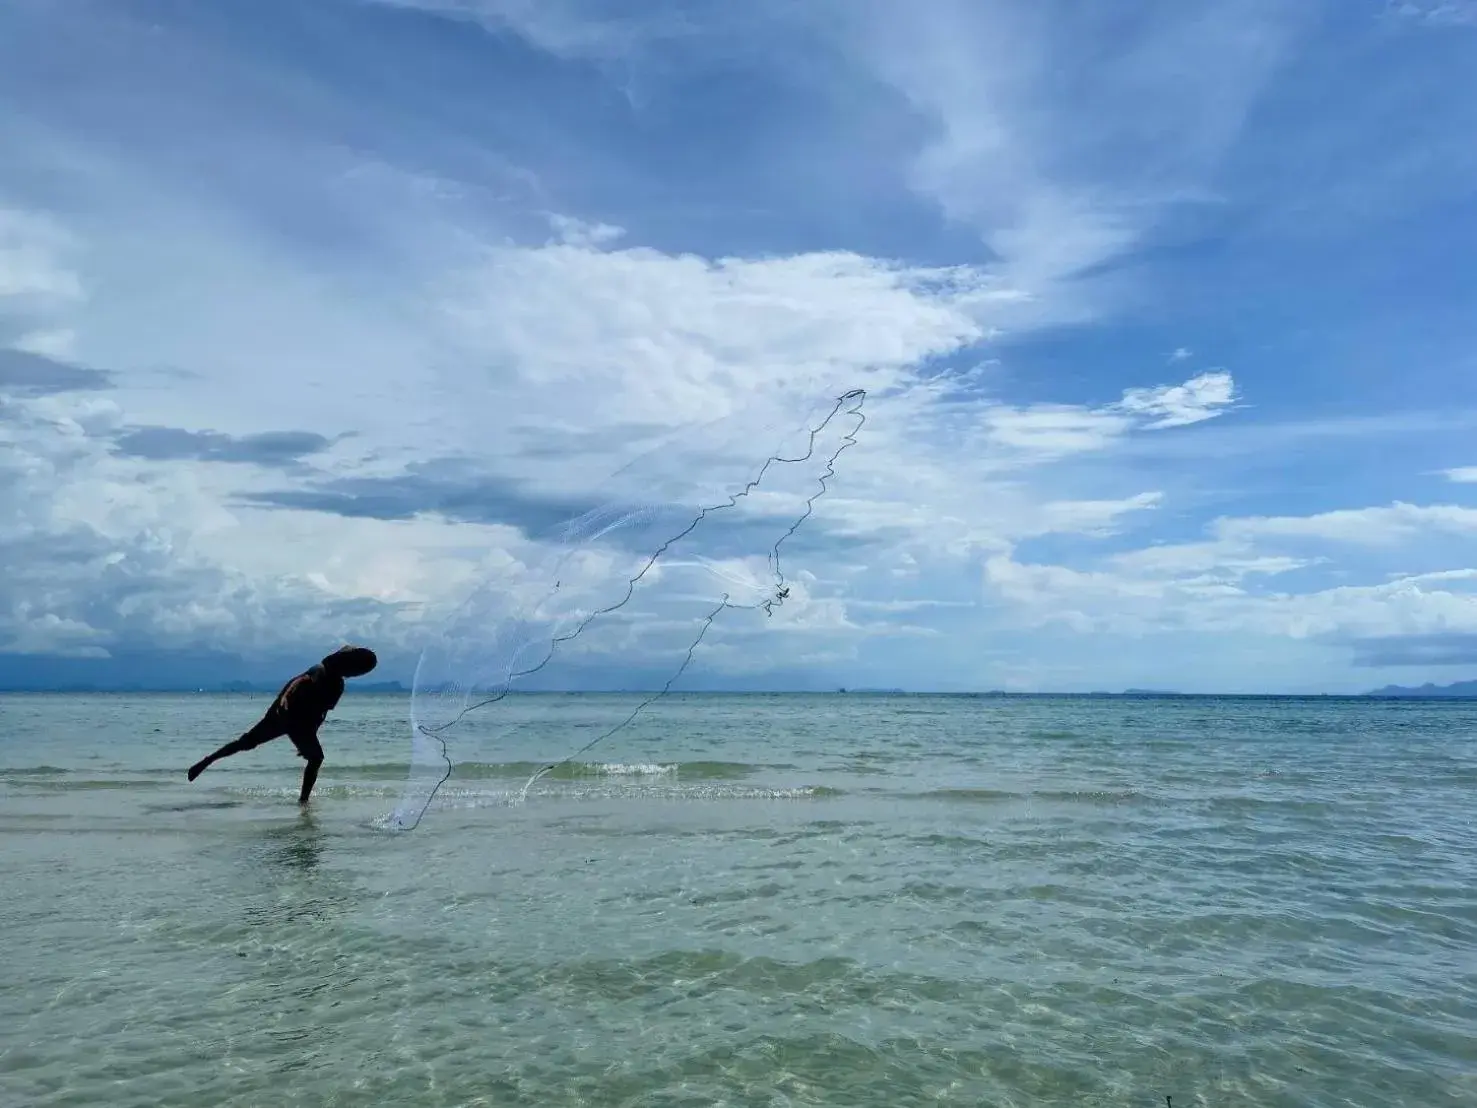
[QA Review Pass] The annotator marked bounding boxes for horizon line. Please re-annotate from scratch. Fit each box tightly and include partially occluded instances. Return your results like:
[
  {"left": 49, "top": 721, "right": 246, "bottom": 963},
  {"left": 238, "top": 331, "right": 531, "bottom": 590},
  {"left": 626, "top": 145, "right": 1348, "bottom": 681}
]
[{"left": 1, "top": 687, "right": 1473, "bottom": 699}]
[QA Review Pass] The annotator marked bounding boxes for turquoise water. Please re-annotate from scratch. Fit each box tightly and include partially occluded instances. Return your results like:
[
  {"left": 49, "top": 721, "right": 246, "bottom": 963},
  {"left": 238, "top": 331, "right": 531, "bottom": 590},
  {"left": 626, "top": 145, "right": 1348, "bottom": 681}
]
[{"left": 1, "top": 692, "right": 1474, "bottom": 1106}]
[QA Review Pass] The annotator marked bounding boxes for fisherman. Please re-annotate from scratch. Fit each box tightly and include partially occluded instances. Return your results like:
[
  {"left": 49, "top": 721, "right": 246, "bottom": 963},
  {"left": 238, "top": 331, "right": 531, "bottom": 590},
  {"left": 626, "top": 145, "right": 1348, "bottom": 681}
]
[{"left": 186, "top": 645, "right": 378, "bottom": 806}]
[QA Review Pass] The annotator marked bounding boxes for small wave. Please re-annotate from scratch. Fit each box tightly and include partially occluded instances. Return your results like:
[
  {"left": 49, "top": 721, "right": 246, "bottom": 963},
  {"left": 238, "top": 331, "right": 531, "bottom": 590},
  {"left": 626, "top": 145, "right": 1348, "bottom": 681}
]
[
  {"left": 240, "top": 780, "right": 840, "bottom": 805},
  {"left": 538, "top": 759, "right": 760, "bottom": 781},
  {"left": 313, "top": 759, "right": 759, "bottom": 781},
  {"left": 1202, "top": 794, "right": 1336, "bottom": 816},
  {"left": 922, "top": 788, "right": 1015, "bottom": 802},
  {"left": 0, "top": 765, "right": 71, "bottom": 778},
  {"left": 920, "top": 786, "right": 1145, "bottom": 804},
  {"left": 227, "top": 783, "right": 404, "bottom": 800},
  {"left": 367, "top": 782, "right": 842, "bottom": 825},
  {"left": 546, "top": 762, "right": 677, "bottom": 779},
  {"left": 4, "top": 775, "right": 168, "bottom": 791},
  {"left": 1034, "top": 787, "right": 1144, "bottom": 803},
  {"left": 910, "top": 832, "right": 989, "bottom": 849}
]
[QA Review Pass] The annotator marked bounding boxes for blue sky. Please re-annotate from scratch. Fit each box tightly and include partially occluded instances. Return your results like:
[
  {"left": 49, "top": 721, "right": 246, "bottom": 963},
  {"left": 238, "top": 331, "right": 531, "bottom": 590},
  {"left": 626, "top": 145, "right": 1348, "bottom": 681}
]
[{"left": 3, "top": 0, "right": 1477, "bottom": 693}]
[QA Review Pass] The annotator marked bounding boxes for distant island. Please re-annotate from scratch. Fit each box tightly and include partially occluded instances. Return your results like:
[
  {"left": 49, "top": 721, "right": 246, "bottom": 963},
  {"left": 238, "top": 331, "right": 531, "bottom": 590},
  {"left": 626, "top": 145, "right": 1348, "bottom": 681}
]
[{"left": 1364, "top": 679, "right": 1477, "bottom": 698}]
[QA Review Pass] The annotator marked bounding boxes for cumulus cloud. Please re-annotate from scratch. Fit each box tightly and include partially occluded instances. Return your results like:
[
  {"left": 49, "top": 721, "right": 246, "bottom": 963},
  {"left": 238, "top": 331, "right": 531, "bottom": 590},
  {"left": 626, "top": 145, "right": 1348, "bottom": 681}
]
[
  {"left": 0, "top": 201, "right": 1233, "bottom": 676},
  {"left": 0, "top": 387, "right": 402, "bottom": 659},
  {"left": 431, "top": 245, "right": 999, "bottom": 432},
  {"left": 0, "top": 212, "right": 1015, "bottom": 670}
]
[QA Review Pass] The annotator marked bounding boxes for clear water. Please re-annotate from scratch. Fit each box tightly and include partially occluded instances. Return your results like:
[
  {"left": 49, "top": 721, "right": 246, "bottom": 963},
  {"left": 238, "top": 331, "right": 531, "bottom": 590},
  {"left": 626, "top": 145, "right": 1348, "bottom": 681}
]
[{"left": 1, "top": 691, "right": 1474, "bottom": 1106}]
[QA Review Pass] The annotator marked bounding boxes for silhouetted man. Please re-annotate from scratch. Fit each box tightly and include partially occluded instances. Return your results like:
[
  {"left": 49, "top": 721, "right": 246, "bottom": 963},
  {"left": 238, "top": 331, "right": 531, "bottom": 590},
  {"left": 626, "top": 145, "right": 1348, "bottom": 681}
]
[{"left": 187, "top": 645, "right": 378, "bottom": 806}]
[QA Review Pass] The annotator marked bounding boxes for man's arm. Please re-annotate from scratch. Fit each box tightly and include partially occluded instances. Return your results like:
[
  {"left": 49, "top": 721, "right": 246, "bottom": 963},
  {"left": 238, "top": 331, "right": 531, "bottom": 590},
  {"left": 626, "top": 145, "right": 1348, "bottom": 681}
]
[{"left": 278, "top": 672, "right": 331, "bottom": 729}]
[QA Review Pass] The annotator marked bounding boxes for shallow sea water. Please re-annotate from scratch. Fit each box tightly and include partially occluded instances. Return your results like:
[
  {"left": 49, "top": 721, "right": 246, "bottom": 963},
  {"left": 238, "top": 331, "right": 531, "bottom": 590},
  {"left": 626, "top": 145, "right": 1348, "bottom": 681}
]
[{"left": 1, "top": 692, "right": 1474, "bottom": 1106}]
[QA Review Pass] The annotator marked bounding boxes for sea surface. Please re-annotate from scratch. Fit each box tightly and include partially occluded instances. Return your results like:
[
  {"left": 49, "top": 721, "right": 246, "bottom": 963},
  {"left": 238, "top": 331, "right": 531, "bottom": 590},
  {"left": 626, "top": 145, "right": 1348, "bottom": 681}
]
[{"left": 1, "top": 691, "right": 1474, "bottom": 1107}]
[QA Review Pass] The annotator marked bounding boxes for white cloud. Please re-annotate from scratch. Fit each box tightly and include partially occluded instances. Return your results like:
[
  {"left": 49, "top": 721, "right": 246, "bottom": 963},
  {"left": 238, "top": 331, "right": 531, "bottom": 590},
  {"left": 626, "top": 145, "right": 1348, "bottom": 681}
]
[
  {"left": 0, "top": 193, "right": 1035, "bottom": 665},
  {"left": 547, "top": 213, "right": 626, "bottom": 248},
  {"left": 1035, "top": 492, "right": 1164, "bottom": 537},
  {"left": 979, "top": 370, "right": 1238, "bottom": 462},
  {"left": 1263, "top": 572, "right": 1477, "bottom": 643},
  {"left": 364, "top": 0, "right": 1305, "bottom": 329},
  {"left": 982, "top": 404, "right": 1132, "bottom": 457},
  {"left": 1109, "top": 542, "right": 1313, "bottom": 580},
  {"left": 1114, "top": 370, "right": 1238, "bottom": 429},
  {"left": 985, "top": 545, "right": 1477, "bottom": 643},
  {"left": 1441, "top": 466, "right": 1477, "bottom": 483},
  {"left": 0, "top": 207, "right": 83, "bottom": 306},
  {"left": 982, "top": 495, "right": 1477, "bottom": 661},
  {"left": 1387, "top": 1, "right": 1477, "bottom": 28},
  {"left": 0, "top": 188, "right": 1241, "bottom": 671},
  {"left": 5, "top": 0, "right": 1471, "bottom": 695},
  {"left": 430, "top": 244, "right": 996, "bottom": 437},
  {"left": 13, "top": 328, "right": 79, "bottom": 359},
  {"left": 1216, "top": 502, "right": 1477, "bottom": 546},
  {"left": 362, "top": 0, "right": 698, "bottom": 60},
  {"left": 827, "top": 1, "right": 1302, "bottom": 303},
  {"left": 0, "top": 388, "right": 393, "bottom": 656}
]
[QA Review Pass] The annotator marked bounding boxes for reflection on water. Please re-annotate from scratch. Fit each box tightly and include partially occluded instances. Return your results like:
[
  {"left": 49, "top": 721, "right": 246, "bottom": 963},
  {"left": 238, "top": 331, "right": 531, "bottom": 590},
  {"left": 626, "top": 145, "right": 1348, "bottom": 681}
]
[
  {"left": 224, "top": 813, "right": 373, "bottom": 1040},
  {"left": 239, "top": 812, "right": 363, "bottom": 928},
  {"left": 262, "top": 810, "right": 325, "bottom": 873}
]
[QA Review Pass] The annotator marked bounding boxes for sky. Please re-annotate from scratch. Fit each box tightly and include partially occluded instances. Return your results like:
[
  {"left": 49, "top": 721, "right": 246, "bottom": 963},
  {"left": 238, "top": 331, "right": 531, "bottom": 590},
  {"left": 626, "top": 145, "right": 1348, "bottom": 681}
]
[{"left": 2, "top": 0, "right": 1477, "bottom": 693}]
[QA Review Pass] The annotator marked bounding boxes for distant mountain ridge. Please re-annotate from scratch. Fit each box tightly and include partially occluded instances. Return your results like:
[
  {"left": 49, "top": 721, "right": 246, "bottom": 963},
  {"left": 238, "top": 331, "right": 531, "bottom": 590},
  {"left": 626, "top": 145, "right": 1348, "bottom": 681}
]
[
  {"left": 1365, "top": 679, "right": 1477, "bottom": 698},
  {"left": 3, "top": 677, "right": 1475, "bottom": 696},
  {"left": 214, "top": 680, "right": 409, "bottom": 694}
]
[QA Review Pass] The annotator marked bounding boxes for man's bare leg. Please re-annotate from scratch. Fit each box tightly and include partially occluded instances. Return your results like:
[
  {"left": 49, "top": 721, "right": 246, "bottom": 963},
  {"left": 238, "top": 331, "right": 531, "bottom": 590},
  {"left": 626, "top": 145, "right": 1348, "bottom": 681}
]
[
  {"left": 188, "top": 717, "right": 282, "bottom": 781},
  {"left": 188, "top": 735, "right": 260, "bottom": 780},
  {"left": 298, "top": 757, "right": 323, "bottom": 806}
]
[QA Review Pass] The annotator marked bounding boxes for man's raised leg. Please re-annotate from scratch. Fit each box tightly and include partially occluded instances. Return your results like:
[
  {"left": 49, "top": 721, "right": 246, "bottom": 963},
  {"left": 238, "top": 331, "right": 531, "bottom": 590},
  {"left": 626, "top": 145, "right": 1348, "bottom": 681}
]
[{"left": 188, "top": 716, "right": 283, "bottom": 781}]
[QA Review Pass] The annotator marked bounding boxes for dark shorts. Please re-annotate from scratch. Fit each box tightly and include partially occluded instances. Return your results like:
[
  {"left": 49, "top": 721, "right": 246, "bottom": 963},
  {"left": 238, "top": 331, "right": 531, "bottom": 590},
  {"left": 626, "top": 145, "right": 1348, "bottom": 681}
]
[{"left": 238, "top": 710, "right": 324, "bottom": 763}]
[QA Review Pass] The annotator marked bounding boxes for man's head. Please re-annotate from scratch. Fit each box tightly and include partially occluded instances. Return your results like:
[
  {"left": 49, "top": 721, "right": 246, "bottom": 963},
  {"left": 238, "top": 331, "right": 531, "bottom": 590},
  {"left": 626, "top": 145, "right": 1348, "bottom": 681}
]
[{"left": 322, "top": 644, "right": 378, "bottom": 678}]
